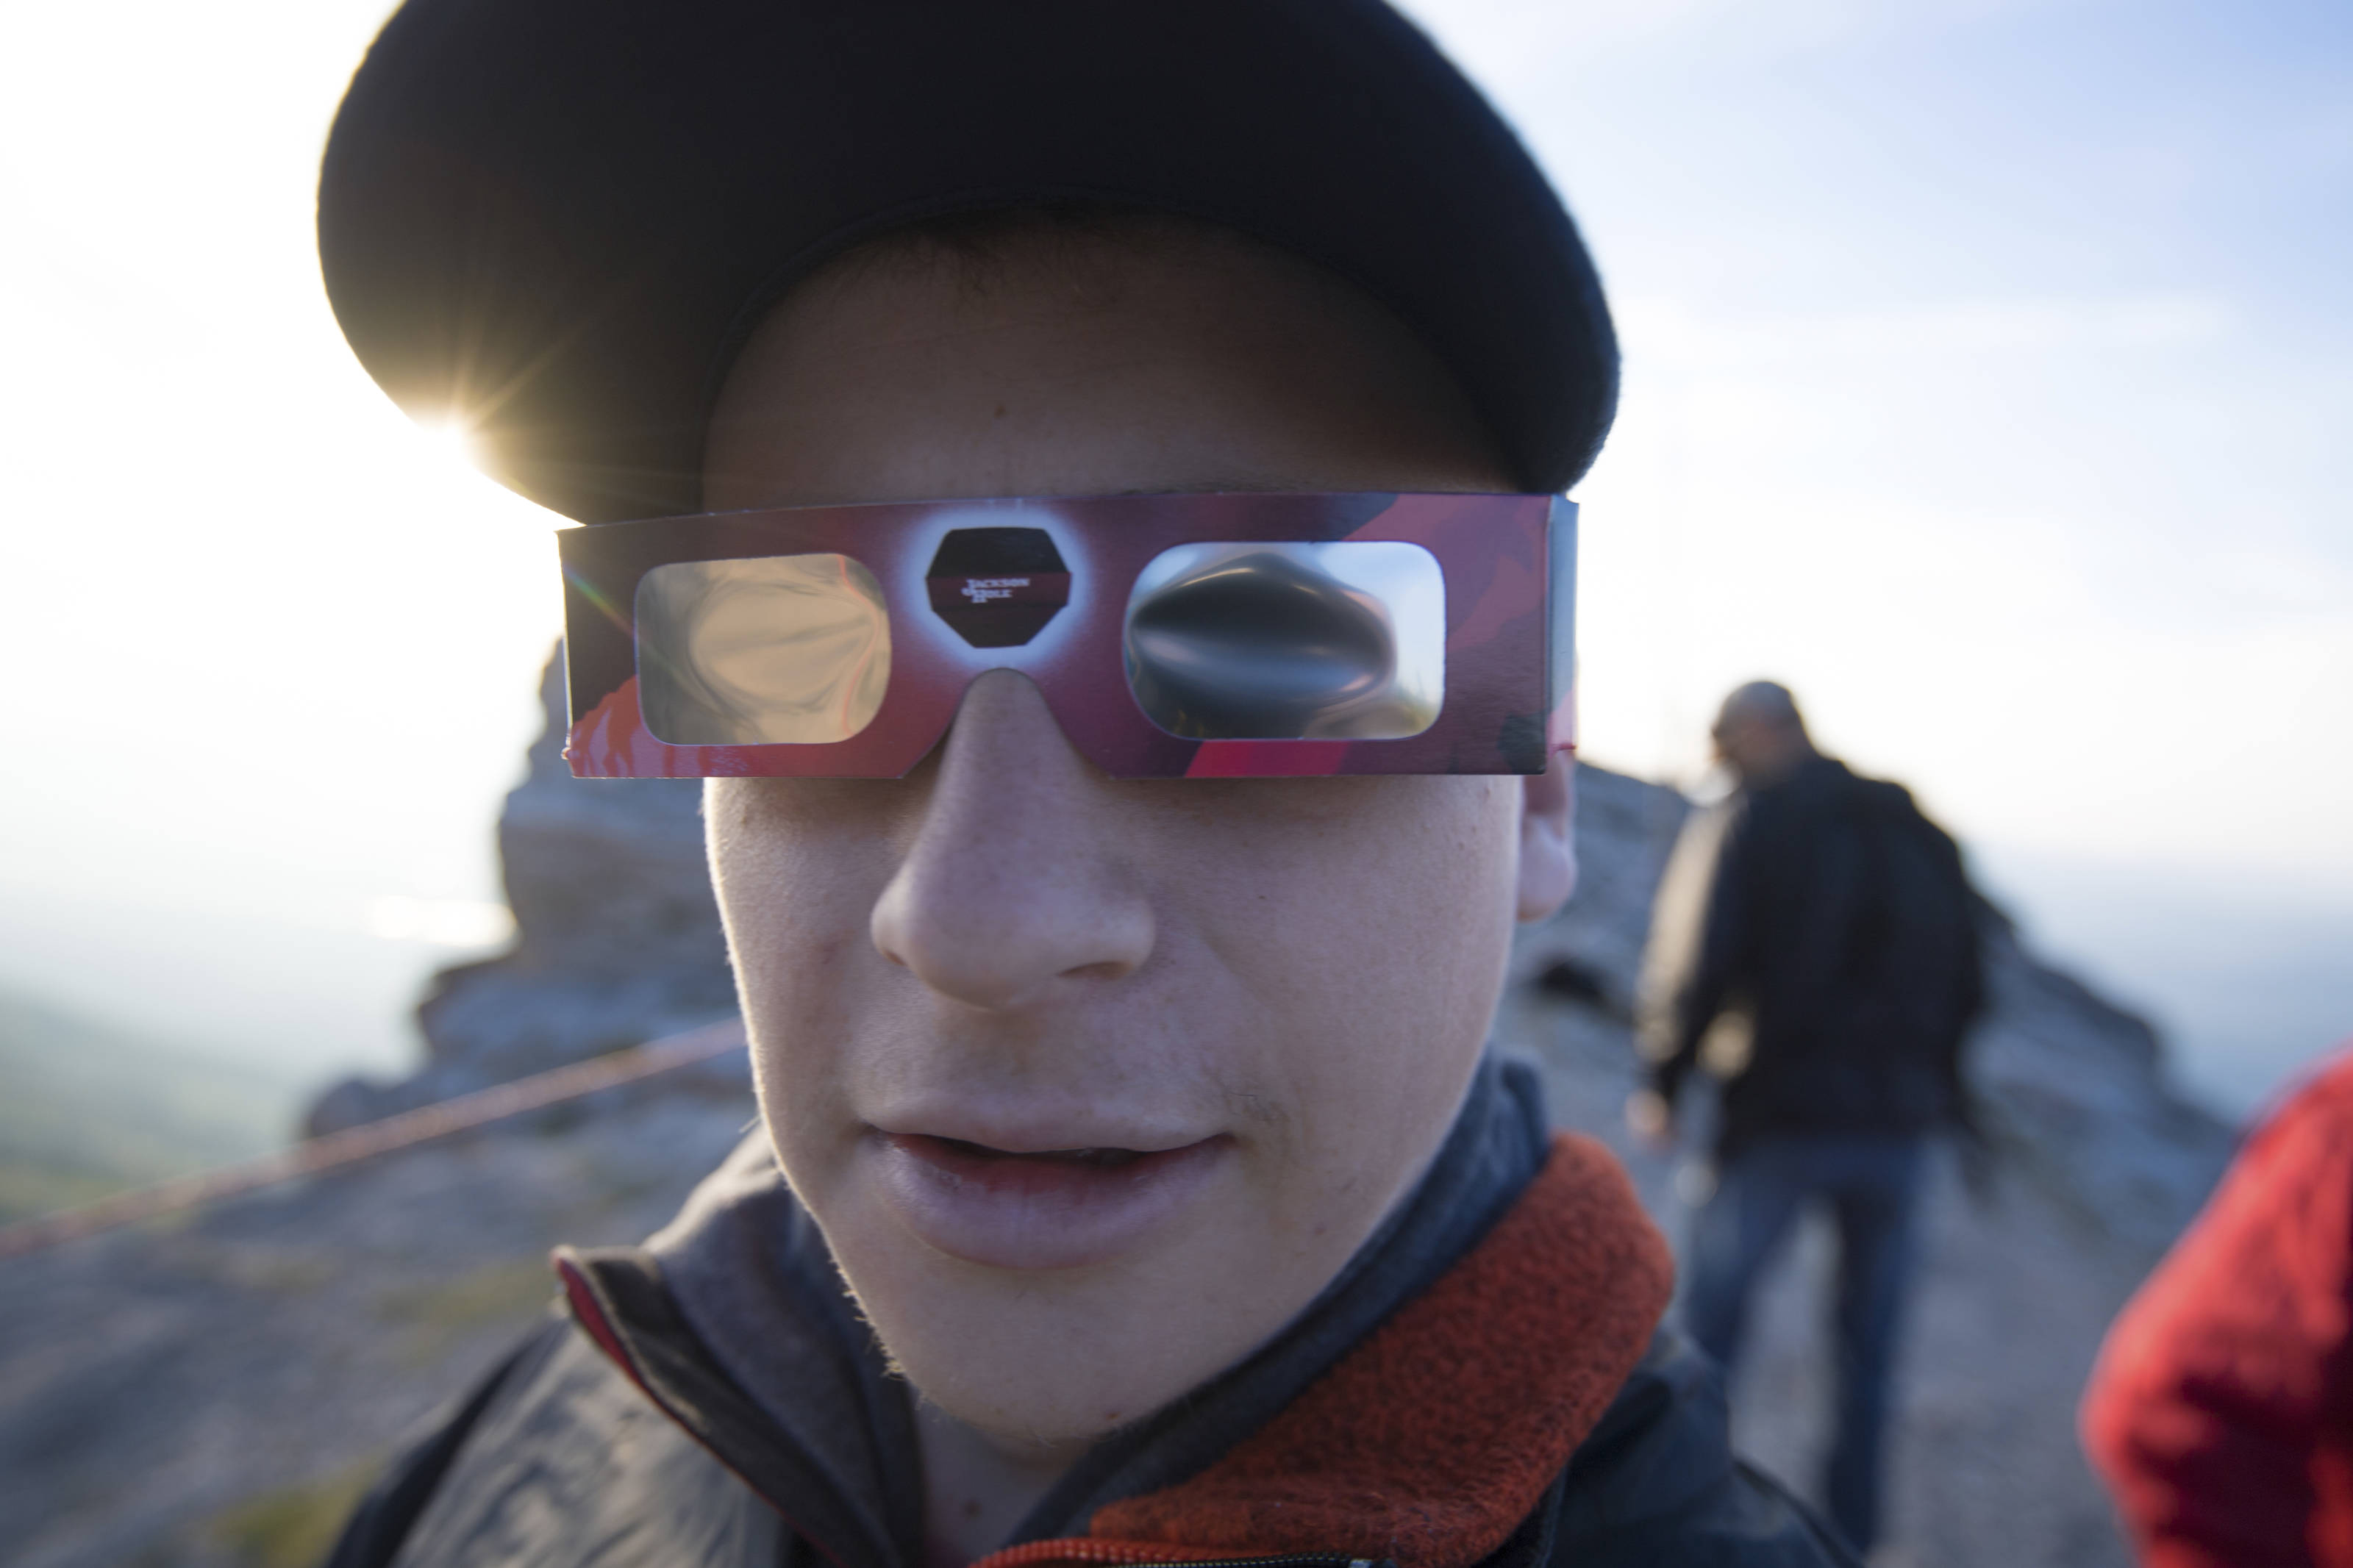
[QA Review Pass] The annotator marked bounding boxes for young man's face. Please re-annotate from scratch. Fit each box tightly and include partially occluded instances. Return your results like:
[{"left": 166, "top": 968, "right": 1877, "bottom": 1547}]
[{"left": 701, "top": 220, "right": 1576, "bottom": 1451}]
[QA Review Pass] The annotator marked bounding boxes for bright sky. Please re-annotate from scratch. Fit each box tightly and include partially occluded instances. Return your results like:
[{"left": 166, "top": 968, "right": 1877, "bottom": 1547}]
[{"left": 0, "top": 0, "right": 2345, "bottom": 1115}]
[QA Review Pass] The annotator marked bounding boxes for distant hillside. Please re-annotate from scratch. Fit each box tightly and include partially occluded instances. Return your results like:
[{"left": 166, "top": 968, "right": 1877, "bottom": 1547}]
[{"left": 0, "top": 992, "right": 299, "bottom": 1222}]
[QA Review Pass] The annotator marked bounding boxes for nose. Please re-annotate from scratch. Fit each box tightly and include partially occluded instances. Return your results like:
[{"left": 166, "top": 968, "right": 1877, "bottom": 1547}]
[{"left": 869, "top": 670, "right": 1157, "bottom": 1010}]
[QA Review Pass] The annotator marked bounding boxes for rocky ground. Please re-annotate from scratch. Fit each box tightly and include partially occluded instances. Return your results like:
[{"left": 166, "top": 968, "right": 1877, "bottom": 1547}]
[
  {"left": 1507, "top": 993, "right": 2169, "bottom": 1568},
  {"left": 1, "top": 1090, "right": 760, "bottom": 1568},
  {"left": 0, "top": 751, "right": 2238, "bottom": 1567}
]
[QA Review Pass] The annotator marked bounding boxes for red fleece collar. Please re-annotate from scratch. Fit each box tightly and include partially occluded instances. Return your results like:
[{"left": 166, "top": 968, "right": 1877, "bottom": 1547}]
[{"left": 976, "top": 1132, "right": 1675, "bottom": 1568}]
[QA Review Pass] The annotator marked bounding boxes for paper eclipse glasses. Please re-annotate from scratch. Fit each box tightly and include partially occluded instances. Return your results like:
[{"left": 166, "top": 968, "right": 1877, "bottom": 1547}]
[{"left": 560, "top": 492, "right": 1574, "bottom": 779}]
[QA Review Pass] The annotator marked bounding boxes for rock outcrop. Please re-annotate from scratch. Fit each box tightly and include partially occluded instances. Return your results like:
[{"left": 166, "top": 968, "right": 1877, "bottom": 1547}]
[{"left": 306, "top": 651, "right": 741, "bottom": 1134}]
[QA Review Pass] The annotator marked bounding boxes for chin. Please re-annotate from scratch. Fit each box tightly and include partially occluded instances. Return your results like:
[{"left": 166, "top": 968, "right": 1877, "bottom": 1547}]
[{"left": 836, "top": 1208, "right": 1286, "bottom": 1447}]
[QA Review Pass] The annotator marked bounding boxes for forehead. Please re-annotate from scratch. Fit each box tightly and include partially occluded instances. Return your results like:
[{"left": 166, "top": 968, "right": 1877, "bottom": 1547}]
[{"left": 699, "top": 218, "right": 1513, "bottom": 513}]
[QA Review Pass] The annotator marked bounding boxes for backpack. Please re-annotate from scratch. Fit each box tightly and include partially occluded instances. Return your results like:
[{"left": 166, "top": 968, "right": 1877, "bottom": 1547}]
[{"left": 1835, "top": 778, "right": 1987, "bottom": 1128}]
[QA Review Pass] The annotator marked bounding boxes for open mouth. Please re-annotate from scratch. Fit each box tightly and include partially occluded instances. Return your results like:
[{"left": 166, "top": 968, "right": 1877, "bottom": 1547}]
[
  {"left": 928, "top": 1136, "right": 1148, "bottom": 1170},
  {"left": 896, "top": 1133, "right": 1185, "bottom": 1190},
  {"left": 873, "top": 1131, "right": 1228, "bottom": 1269}
]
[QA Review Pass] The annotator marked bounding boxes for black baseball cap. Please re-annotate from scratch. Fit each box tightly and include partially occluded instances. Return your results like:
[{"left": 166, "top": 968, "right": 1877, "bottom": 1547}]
[{"left": 319, "top": 0, "right": 1618, "bottom": 524}]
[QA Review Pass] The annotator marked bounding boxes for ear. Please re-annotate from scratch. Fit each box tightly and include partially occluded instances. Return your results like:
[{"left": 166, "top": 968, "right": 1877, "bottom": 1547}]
[{"left": 1515, "top": 752, "right": 1577, "bottom": 923}]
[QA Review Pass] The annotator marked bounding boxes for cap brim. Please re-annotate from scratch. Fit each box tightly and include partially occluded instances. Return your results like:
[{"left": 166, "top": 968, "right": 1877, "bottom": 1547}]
[{"left": 320, "top": 0, "right": 1618, "bottom": 523}]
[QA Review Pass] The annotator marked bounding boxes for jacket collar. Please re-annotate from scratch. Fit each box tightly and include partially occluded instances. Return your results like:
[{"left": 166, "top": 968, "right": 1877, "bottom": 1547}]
[
  {"left": 1018, "top": 1133, "right": 1672, "bottom": 1568},
  {"left": 556, "top": 1060, "right": 1670, "bottom": 1568}
]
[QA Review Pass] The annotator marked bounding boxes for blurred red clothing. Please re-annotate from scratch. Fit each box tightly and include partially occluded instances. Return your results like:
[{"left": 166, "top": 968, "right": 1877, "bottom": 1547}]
[{"left": 2082, "top": 1045, "right": 2353, "bottom": 1567}]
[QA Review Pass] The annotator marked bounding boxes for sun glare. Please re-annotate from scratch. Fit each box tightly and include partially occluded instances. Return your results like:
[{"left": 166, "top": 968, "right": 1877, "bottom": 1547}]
[{"left": 421, "top": 418, "right": 478, "bottom": 470}]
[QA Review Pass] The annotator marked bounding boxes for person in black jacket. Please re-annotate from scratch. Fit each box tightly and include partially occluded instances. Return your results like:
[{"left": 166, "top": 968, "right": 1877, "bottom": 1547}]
[
  {"left": 1633, "top": 680, "right": 1985, "bottom": 1557},
  {"left": 314, "top": 7, "right": 1855, "bottom": 1565}
]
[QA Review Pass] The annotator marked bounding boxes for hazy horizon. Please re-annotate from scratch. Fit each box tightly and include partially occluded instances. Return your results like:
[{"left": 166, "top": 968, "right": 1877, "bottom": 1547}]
[{"left": 0, "top": 751, "right": 2335, "bottom": 1131}]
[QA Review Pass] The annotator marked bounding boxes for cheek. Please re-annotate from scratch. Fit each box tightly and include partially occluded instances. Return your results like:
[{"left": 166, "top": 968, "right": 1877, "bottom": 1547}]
[
  {"left": 1223, "top": 776, "right": 1518, "bottom": 1012},
  {"left": 1196, "top": 778, "right": 1519, "bottom": 1187},
  {"left": 708, "top": 784, "right": 857, "bottom": 989},
  {"left": 704, "top": 780, "right": 893, "bottom": 1148}
]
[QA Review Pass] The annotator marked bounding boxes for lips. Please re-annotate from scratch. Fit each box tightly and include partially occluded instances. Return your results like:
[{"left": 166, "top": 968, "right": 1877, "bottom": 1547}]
[{"left": 871, "top": 1129, "right": 1227, "bottom": 1270}]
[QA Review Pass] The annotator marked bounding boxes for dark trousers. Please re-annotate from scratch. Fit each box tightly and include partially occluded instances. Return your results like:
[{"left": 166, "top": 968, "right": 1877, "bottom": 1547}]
[{"left": 1682, "top": 1132, "right": 1927, "bottom": 1556}]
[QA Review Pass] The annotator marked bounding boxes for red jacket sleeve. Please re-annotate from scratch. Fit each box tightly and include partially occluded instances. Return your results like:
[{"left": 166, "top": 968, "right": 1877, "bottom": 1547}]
[{"left": 2080, "top": 1046, "right": 2353, "bottom": 1568}]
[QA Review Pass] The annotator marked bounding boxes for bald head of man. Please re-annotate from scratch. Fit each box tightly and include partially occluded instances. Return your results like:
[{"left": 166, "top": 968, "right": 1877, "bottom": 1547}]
[{"left": 1710, "top": 680, "right": 1818, "bottom": 785}]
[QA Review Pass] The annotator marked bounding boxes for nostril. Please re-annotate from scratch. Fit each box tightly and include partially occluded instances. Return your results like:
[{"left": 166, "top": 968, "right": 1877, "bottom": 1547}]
[{"left": 1060, "top": 954, "right": 1140, "bottom": 982}]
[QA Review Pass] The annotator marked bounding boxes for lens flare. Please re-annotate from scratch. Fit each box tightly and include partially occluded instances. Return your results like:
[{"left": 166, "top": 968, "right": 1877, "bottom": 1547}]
[{"left": 420, "top": 418, "right": 477, "bottom": 470}]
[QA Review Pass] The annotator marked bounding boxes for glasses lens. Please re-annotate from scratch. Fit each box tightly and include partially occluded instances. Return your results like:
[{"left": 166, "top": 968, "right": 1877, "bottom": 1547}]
[
  {"left": 1123, "top": 541, "right": 1444, "bottom": 741},
  {"left": 635, "top": 554, "right": 892, "bottom": 745}
]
